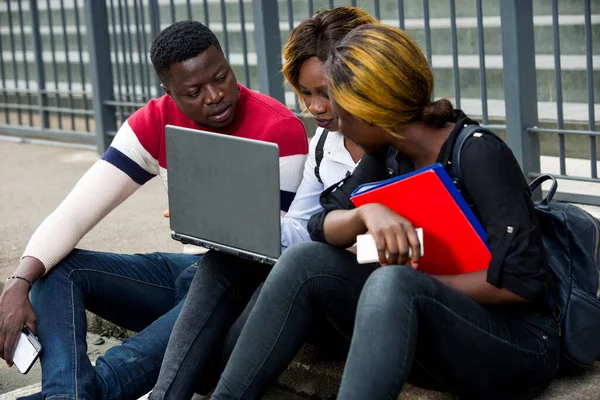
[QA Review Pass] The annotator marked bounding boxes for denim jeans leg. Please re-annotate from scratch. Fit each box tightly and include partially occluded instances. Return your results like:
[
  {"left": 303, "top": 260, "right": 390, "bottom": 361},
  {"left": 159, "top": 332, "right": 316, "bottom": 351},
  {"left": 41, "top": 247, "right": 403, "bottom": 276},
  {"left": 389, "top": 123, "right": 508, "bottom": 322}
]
[
  {"left": 30, "top": 249, "right": 200, "bottom": 400},
  {"left": 149, "top": 251, "right": 271, "bottom": 400},
  {"left": 212, "top": 242, "right": 377, "bottom": 400},
  {"left": 337, "top": 266, "right": 560, "bottom": 400}
]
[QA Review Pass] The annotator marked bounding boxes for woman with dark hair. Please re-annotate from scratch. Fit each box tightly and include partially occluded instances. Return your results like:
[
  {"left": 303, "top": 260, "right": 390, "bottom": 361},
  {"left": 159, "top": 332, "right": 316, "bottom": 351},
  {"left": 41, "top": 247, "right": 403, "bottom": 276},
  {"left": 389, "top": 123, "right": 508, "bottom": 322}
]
[
  {"left": 149, "top": 8, "right": 376, "bottom": 400},
  {"left": 211, "top": 24, "right": 559, "bottom": 400},
  {"left": 280, "top": 6, "right": 375, "bottom": 247}
]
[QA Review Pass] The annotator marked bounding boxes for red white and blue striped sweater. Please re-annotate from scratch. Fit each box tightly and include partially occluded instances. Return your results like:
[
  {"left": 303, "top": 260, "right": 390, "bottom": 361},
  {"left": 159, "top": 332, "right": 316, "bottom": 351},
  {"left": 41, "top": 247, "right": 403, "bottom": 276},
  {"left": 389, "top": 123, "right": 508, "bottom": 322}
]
[{"left": 23, "top": 85, "right": 308, "bottom": 271}]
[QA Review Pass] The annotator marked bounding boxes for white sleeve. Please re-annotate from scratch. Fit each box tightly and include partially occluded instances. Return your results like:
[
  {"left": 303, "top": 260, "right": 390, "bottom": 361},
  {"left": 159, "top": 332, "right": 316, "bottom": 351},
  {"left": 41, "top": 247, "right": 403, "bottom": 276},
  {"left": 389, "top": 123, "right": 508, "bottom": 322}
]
[
  {"left": 22, "top": 160, "right": 142, "bottom": 272},
  {"left": 281, "top": 129, "right": 326, "bottom": 249}
]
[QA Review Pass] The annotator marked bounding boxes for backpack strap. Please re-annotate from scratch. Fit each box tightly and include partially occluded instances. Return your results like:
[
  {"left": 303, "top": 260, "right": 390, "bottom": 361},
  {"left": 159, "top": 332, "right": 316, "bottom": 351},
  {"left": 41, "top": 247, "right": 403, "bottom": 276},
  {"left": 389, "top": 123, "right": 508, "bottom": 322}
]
[
  {"left": 314, "top": 129, "right": 329, "bottom": 184},
  {"left": 451, "top": 124, "right": 493, "bottom": 191}
]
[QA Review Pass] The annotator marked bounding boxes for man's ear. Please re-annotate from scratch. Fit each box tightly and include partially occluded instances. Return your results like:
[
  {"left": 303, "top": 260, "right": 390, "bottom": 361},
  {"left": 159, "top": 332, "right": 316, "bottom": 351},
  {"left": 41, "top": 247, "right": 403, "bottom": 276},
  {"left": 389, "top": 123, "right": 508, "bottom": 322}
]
[{"left": 161, "top": 84, "right": 172, "bottom": 98}]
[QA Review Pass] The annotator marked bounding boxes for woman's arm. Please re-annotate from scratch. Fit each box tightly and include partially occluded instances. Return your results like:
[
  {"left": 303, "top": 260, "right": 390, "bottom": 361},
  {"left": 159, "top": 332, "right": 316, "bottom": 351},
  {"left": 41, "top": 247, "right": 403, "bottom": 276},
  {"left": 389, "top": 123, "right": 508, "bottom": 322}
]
[
  {"left": 281, "top": 130, "right": 326, "bottom": 248},
  {"left": 434, "top": 271, "right": 526, "bottom": 304},
  {"left": 322, "top": 208, "right": 365, "bottom": 247},
  {"left": 308, "top": 148, "right": 390, "bottom": 244}
]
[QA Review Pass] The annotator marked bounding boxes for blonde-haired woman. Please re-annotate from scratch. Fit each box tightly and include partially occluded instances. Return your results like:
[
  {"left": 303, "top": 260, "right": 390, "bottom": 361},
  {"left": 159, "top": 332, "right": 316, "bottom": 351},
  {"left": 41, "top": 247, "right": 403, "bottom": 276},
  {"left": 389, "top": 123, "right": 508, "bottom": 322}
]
[{"left": 212, "top": 24, "right": 559, "bottom": 399}]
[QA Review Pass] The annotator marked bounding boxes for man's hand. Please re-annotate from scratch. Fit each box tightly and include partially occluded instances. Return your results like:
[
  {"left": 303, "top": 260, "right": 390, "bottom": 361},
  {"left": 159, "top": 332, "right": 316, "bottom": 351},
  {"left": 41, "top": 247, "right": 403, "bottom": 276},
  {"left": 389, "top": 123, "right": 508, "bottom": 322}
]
[
  {"left": 0, "top": 257, "right": 44, "bottom": 366},
  {"left": 163, "top": 209, "right": 170, "bottom": 218},
  {"left": 0, "top": 280, "right": 36, "bottom": 366}
]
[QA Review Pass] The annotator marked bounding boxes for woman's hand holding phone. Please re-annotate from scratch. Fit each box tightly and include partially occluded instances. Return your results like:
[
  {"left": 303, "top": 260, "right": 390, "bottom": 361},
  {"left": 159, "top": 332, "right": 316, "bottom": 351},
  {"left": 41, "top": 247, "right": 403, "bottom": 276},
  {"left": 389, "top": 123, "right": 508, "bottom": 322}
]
[{"left": 357, "top": 203, "right": 422, "bottom": 267}]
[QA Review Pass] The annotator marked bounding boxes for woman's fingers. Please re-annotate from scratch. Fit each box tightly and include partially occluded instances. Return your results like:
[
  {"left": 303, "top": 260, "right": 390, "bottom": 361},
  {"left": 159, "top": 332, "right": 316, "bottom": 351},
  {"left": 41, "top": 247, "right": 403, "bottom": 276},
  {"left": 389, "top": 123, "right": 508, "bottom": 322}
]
[
  {"left": 391, "top": 227, "right": 409, "bottom": 265},
  {"left": 372, "top": 230, "right": 388, "bottom": 265},
  {"left": 405, "top": 226, "right": 422, "bottom": 268}
]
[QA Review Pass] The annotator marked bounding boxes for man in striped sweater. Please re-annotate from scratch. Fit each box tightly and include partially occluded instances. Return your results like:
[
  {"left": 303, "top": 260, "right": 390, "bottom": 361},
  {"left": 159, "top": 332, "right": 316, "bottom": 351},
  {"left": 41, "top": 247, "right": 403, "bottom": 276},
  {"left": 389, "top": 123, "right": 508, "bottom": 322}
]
[{"left": 0, "top": 21, "right": 308, "bottom": 400}]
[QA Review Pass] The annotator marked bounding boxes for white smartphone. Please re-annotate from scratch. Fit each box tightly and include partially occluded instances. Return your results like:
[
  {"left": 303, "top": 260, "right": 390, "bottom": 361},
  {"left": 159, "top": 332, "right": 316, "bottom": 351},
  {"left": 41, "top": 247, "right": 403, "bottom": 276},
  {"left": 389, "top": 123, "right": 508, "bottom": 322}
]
[
  {"left": 14, "top": 327, "right": 42, "bottom": 374},
  {"left": 356, "top": 227, "right": 424, "bottom": 264}
]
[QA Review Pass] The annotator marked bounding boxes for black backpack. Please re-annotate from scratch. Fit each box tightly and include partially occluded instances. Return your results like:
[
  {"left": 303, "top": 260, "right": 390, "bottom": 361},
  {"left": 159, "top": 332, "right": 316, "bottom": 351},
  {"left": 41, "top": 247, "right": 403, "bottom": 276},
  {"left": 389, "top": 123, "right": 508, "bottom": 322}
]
[{"left": 452, "top": 124, "right": 600, "bottom": 370}]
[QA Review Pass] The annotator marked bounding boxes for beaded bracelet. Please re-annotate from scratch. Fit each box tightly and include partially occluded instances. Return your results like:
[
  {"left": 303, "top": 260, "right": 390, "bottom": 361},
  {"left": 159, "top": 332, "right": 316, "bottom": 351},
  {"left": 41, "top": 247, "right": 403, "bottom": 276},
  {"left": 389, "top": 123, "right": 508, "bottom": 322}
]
[{"left": 6, "top": 275, "right": 33, "bottom": 290}]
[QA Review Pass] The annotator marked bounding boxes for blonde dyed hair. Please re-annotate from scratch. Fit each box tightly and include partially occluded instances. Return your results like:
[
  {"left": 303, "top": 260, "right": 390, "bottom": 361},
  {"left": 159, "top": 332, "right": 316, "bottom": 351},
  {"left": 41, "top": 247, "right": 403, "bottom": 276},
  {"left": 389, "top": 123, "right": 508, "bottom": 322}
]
[
  {"left": 325, "top": 24, "right": 453, "bottom": 137},
  {"left": 281, "top": 7, "right": 377, "bottom": 110}
]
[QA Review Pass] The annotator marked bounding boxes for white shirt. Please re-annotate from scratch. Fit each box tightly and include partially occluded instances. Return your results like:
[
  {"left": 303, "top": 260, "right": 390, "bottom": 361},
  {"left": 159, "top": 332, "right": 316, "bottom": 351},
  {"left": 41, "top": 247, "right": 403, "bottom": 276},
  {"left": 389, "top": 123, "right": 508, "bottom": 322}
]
[{"left": 281, "top": 127, "right": 359, "bottom": 249}]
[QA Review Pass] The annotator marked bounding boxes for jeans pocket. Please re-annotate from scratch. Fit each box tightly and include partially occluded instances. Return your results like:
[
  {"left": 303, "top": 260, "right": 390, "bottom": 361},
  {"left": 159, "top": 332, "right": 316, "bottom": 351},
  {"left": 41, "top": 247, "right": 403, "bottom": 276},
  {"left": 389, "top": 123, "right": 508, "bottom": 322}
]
[{"left": 521, "top": 311, "right": 558, "bottom": 348}]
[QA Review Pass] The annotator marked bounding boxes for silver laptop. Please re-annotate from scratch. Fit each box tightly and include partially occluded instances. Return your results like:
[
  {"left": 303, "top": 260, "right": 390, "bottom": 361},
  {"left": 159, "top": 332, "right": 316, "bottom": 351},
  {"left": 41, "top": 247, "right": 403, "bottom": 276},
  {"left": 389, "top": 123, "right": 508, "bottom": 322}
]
[{"left": 166, "top": 125, "right": 281, "bottom": 265}]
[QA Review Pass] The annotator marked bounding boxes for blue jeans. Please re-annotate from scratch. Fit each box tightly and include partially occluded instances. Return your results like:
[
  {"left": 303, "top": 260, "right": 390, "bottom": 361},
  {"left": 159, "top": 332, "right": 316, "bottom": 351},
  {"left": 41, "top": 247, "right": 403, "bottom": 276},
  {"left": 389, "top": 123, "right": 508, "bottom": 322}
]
[
  {"left": 149, "top": 251, "right": 271, "bottom": 400},
  {"left": 28, "top": 249, "right": 201, "bottom": 400},
  {"left": 211, "top": 242, "right": 560, "bottom": 400}
]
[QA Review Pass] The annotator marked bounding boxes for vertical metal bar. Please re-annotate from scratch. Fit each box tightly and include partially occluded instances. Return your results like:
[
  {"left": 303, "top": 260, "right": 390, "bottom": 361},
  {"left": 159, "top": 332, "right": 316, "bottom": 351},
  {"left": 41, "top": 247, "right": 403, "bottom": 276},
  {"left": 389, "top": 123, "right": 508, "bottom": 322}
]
[
  {"left": 29, "top": 0, "right": 49, "bottom": 128},
  {"left": 186, "top": 0, "right": 193, "bottom": 20},
  {"left": 374, "top": 0, "right": 381, "bottom": 20},
  {"left": 46, "top": 0, "right": 62, "bottom": 129},
  {"left": 73, "top": 0, "right": 90, "bottom": 131},
  {"left": 110, "top": 0, "right": 125, "bottom": 122},
  {"left": 133, "top": 0, "right": 147, "bottom": 102},
  {"left": 476, "top": 0, "right": 488, "bottom": 124},
  {"left": 500, "top": 0, "right": 541, "bottom": 182},
  {"left": 220, "top": 0, "right": 230, "bottom": 60},
  {"left": 584, "top": 0, "right": 597, "bottom": 178},
  {"left": 124, "top": 0, "right": 139, "bottom": 105},
  {"left": 351, "top": 0, "right": 357, "bottom": 7},
  {"left": 148, "top": 0, "right": 162, "bottom": 97},
  {"left": 551, "top": 0, "right": 566, "bottom": 175},
  {"left": 239, "top": 0, "right": 250, "bottom": 88},
  {"left": 203, "top": 0, "right": 210, "bottom": 26},
  {"left": 16, "top": 1, "right": 33, "bottom": 125},
  {"left": 0, "top": 23, "right": 9, "bottom": 124},
  {"left": 397, "top": 0, "right": 405, "bottom": 30},
  {"left": 6, "top": 1, "right": 22, "bottom": 125},
  {"left": 59, "top": 0, "right": 76, "bottom": 130},
  {"left": 449, "top": 0, "right": 460, "bottom": 109},
  {"left": 287, "top": 0, "right": 300, "bottom": 113},
  {"left": 138, "top": 0, "right": 151, "bottom": 99},
  {"left": 85, "top": 0, "right": 117, "bottom": 152},
  {"left": 308, "top": 0, "right": 314, "bottom": 17},
  {"left": 117, "top": 0, "right": 131, "bottom": 104},
  {"left": 253, "top": 0, "right": 285, "bottom": 104},
  {"left": 373, "top": 0, "right": 381, "bottom": 20},
  {"left": 287, "top": 0, "right": 294, "bottom": 32},
  {"left": 329, "top": 0, "right": 334, "bottom": 9},
  {"left": 169, "top": 0, "right": 176, "bottom": 23},
  {"left": 423, "top": 0, "right": 432, "bottom": 66}
]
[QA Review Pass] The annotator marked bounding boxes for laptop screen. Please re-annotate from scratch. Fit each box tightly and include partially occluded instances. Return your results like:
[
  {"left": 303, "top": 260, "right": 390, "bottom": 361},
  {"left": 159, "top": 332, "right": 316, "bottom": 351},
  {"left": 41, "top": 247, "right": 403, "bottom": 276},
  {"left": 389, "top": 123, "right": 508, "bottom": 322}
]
[{"left": 166, "top": 125, "right": 281, "bottom": 259}]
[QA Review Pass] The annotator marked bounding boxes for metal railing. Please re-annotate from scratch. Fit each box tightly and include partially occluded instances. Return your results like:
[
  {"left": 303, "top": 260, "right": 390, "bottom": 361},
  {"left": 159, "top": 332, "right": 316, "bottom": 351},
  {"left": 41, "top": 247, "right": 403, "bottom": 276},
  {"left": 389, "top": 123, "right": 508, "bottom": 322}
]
[{"left": 0, "top": 0, "right": 598, "bottom": 204}]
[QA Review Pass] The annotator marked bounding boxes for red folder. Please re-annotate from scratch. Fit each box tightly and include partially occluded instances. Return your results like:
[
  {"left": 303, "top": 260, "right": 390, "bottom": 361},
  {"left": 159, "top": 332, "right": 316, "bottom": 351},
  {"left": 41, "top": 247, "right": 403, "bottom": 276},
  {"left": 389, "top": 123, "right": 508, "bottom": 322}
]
[{"left": 350, "top": 163, "right": 491, "bottom": 275}]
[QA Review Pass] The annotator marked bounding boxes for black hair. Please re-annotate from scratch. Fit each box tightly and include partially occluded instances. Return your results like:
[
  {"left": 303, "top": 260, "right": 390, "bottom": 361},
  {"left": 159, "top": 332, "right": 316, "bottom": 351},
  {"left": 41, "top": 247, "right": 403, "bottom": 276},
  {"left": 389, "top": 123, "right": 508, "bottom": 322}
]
[{"left": 150, "top": 20, "right": 222, "bottom": 82}]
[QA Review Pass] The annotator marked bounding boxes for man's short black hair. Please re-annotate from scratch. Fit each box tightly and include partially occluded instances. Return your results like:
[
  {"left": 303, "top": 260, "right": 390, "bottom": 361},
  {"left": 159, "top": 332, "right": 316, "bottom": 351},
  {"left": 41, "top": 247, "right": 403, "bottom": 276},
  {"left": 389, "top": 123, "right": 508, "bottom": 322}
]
[{"left": 150, "top": 20, "right": 222, "bottom": 82}]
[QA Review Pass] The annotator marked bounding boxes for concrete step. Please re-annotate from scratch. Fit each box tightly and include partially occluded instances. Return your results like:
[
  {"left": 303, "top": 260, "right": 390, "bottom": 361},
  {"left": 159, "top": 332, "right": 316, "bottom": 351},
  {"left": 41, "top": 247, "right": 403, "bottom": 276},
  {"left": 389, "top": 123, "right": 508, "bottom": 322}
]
[
  {"left": 1, "top": 14, "right": 599, "bottom": 56},
  {"left": 278, "top": 343, "right": 600, "bottom": 400},
  {"left": 1, "top": 0, "right": 597, "bottom": 23},
  {"left": 3, "top": 73, "right": 600, "bottom": 125},
  {"left": 4, "top": 50, "right": 597, "bottom": 71},
  {"left": 1, "top": 51, "right": 598, "bottom": 103}
]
